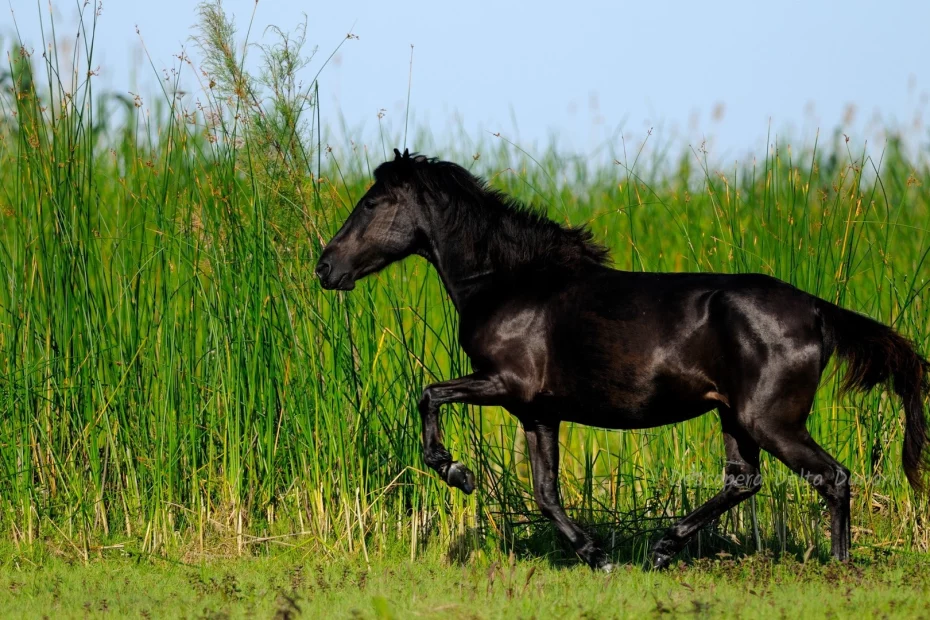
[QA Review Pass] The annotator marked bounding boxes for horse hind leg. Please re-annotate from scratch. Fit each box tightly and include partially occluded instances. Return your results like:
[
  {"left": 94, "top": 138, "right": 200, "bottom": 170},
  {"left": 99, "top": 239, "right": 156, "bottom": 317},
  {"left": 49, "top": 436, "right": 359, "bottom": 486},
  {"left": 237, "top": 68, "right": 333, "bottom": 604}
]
[
  {"left": 727, "top": 363, "right": 851, "bottom": 562},
  {"left": 745, "top": 415, "right": 851, "bottom": 561},
  {"left": 651, "top": 411, "right": 762, "bottom": 570}
]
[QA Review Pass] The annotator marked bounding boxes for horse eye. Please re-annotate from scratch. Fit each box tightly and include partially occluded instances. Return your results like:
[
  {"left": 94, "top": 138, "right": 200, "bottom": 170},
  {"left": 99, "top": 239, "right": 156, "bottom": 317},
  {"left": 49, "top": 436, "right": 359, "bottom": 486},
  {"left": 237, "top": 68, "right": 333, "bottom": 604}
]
[{"left": 364, "top": 200, "right": 376, "bottom": 210}]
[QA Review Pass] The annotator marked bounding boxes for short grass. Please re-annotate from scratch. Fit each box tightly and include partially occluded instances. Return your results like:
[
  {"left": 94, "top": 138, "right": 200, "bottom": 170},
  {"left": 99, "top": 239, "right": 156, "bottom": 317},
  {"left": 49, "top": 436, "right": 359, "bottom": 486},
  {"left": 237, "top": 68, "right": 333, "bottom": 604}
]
[{"left": 3, "top": 550, "right": 930, "bottom": 618}]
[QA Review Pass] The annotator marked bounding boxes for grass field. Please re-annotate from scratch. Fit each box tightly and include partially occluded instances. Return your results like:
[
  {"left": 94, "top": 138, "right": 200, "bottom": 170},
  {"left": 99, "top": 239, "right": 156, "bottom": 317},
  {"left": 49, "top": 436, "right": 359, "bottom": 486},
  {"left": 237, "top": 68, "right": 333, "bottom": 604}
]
[
  {"left": 1, "top": 2, "right": 930, "bottom": 616},
  {"left": 4, "top": 549, "right": 930, "bottom": 618}
]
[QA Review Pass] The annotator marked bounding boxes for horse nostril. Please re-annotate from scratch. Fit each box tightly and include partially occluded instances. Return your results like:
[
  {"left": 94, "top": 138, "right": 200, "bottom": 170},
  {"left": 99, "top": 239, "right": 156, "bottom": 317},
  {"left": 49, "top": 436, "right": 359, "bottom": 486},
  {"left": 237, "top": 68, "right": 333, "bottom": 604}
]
[{"left": 315, "top": 260, "right": 331, "bottom": 280}]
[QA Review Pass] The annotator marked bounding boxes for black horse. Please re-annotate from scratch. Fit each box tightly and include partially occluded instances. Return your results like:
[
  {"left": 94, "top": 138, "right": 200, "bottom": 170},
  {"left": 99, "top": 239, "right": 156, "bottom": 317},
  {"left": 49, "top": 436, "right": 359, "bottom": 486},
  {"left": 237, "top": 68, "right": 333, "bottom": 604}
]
[{"left": 316, "top": 149, "right": 929, "bottom": 570}]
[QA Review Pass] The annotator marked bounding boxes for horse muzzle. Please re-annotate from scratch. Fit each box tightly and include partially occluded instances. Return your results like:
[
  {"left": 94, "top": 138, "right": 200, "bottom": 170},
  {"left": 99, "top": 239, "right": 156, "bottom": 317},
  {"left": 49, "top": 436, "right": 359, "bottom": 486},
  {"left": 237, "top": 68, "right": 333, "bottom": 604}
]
[{"left": 315, "top": 258, "right": 356, "bottom": 291}]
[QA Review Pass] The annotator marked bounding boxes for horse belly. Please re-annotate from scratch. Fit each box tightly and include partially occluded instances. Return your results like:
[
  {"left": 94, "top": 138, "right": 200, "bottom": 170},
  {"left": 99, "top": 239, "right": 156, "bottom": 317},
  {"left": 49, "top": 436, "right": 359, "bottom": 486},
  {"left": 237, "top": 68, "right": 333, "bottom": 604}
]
[
  {"left": 546, "top": 287, "right": 730, "bottom": 429},
  {"left": 544, "top": 361, "right": 724, "bottom": 430},
  {"left": 554, "top": 393, "right": 718, "bottom": 430}
]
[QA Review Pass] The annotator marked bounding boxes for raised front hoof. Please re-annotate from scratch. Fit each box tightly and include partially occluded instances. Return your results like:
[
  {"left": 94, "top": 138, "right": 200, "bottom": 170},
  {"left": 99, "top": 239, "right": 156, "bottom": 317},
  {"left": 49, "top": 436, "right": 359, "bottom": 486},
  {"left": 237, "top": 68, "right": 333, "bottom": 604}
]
[
  {"left": 650, "top": 539, "right": 680, "bottom": 571},
  {"left": 446, "top": 462, "right": 476, "bottom": 494}
]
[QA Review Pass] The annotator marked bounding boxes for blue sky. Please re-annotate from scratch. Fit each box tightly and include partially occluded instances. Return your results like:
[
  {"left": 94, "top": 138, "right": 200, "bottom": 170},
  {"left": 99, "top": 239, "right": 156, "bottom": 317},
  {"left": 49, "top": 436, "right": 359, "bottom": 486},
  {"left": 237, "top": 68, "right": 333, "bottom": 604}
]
[{"left": 8, "top": 0, "right": 930, "bottom": 161}]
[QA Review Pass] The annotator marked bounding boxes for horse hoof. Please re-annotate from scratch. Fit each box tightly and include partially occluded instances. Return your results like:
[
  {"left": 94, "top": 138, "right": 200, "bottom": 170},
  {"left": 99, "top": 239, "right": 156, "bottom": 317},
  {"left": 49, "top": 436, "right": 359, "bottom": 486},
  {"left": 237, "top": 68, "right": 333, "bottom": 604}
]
[
  {"left": 650, "top": 539, "right": 678, "bottom": 571},
  {"left": 446, "top": 462, "right": 475, "bottom": 494},
  {"left": 599, "top": 562, "right": 615, "bottom": 574},
  {"left": 651, "top": 553, "right": 674, "bottom": 571}
]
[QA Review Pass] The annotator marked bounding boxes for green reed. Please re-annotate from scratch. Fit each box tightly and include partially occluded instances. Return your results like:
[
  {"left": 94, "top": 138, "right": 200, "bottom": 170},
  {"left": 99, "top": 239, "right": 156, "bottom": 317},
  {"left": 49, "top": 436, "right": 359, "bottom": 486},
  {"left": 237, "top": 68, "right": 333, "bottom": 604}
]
[{"left": 0, "top": 2, "right": 927, "bottom": 566}]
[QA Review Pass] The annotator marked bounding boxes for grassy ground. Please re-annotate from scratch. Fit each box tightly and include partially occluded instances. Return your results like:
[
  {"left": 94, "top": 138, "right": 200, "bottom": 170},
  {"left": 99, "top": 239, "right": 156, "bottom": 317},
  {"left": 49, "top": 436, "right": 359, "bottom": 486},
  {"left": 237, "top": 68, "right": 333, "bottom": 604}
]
[
  {"left": 3, "top": 550, "right": 930, "bottom": 618},
  {"left": 2, "top": 3, "right": 930, "bottom": 616}
]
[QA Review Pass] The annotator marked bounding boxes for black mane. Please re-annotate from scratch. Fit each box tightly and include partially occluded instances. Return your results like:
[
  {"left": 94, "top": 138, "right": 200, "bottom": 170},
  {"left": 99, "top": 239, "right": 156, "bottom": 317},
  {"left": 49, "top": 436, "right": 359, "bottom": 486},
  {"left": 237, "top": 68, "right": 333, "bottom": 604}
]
[{"left": 374, "top": 153, "right": 610, "bottom": 273}]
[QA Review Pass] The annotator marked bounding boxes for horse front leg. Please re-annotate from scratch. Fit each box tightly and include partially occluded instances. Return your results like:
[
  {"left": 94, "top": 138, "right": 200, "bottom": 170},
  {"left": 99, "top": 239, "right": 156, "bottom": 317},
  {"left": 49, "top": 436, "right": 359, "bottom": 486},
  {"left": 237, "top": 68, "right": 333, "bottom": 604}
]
[
  {"left": 524, "top": 420, "right": 611, "bottom": 571},
  {"left": 418, "top": 372, "right": 507, "bottom": 493}
]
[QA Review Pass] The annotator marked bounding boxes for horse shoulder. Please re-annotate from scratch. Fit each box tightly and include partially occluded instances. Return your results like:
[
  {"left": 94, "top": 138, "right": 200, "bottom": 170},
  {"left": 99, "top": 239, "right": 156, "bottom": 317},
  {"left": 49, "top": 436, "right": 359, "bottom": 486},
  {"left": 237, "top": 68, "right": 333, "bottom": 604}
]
[{"left": 458, "top": 294, "right": 556, "bottom": 403}]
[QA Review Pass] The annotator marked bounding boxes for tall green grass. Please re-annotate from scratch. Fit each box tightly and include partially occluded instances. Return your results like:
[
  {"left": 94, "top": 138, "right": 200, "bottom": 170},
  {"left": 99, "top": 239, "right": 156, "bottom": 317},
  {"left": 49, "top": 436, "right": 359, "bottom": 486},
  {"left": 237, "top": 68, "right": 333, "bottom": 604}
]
[{"left": 1, "top": 3, "right": 928, "bottom": 565}]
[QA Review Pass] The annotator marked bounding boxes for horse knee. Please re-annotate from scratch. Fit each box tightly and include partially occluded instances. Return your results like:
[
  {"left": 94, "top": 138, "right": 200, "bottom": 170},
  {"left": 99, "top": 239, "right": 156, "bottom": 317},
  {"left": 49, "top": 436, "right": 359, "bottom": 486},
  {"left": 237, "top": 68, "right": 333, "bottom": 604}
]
[
  {"left": 532, "top": 489, "right": 560, "bottom": 521},
  {"left": 417, "top": 387, "right": 435, "bottom": 414},
  {"left": 535, "top": 499, "right": 557, "bottom": 520}
]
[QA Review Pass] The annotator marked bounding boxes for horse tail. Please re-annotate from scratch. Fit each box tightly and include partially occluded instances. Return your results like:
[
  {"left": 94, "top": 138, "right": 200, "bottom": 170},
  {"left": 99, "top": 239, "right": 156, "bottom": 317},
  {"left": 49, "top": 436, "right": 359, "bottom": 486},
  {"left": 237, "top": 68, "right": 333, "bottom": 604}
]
[{"left": 819, "top": 300, "right": 930, "bottom": 493}]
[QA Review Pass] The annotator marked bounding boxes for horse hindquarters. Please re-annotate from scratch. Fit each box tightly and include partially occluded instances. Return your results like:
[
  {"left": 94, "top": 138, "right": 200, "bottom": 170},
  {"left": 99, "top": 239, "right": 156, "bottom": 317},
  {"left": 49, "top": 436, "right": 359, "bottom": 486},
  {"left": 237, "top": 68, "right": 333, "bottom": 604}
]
[{"left": 652, "top": 290, "right": 853, "bottom": 565}]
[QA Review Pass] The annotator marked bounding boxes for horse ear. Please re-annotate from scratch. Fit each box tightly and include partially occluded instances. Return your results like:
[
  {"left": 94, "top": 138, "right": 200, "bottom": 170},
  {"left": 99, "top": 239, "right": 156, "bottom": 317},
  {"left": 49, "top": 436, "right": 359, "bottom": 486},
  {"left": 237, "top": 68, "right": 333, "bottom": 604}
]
[
  {"left": 393, "top": 148, "right": 403, "bottom": 160},
  {"left": 403, "top": 148, "right": 410, "bottom": 159}
]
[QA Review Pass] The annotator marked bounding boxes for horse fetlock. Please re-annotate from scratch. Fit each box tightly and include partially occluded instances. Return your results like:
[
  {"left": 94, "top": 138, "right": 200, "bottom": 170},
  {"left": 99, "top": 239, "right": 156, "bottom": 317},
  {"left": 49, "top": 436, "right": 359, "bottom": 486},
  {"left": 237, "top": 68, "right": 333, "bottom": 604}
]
[
  {"left": 576, "top": 540, "right": 609, "bottom": 570},
  {"left": 424, "top": 447, "right": 453, "bottom": 472},
  {"left": 445, "top": 461, "right": 476, "bottom": 494},
  {"left": 650, "top": 537, "right": 682, "bottom": 571}
]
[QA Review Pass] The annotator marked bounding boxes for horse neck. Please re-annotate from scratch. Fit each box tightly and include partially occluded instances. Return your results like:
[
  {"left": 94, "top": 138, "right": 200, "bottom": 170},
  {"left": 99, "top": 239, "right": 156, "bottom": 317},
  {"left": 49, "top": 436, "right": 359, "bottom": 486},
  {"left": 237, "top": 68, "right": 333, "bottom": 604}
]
[
  {"left": 421, "top": 201, "right": 504, "bottom": 312},
  {"left": 421, "top": 191, "right": 589, "bottom": 311}
]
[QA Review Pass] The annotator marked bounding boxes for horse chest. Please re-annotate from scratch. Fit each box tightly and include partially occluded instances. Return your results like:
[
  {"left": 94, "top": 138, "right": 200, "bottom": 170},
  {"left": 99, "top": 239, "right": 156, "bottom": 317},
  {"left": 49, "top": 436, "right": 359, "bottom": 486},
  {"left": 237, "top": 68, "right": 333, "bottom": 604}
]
[{"left": 458, "top": 309, "right": 554, "bottom": 402}]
